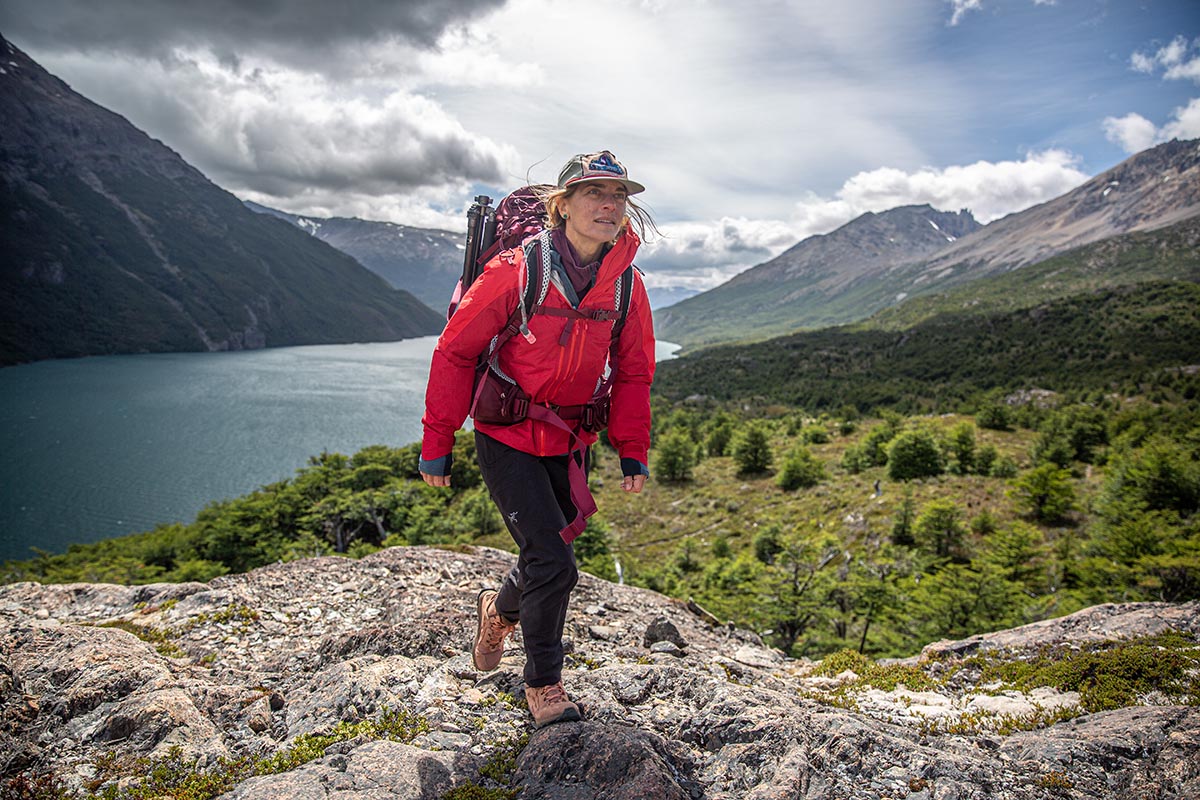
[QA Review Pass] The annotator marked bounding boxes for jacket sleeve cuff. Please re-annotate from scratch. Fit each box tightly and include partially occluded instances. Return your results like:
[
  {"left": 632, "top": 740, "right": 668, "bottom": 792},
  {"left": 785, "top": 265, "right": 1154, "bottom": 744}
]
[
  {"left": 419, "top": 454, "right": 453, "bottom": 477},
  {"left": 620, "top": 458, "right": 649, "bottom": 478}
]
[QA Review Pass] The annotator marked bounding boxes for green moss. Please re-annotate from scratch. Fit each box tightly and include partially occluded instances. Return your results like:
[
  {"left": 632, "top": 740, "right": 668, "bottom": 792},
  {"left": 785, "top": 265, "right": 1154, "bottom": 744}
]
[
  {"left": 181, "top": 604, "right": 259, "bottom": 631},
  {"left": 440, "top": 734, "right": 528, "bottom": 800},
  {"left": 87, "top": 706, "right": 429, "bottom": 799},
  {"left": 478, "top": 734, "right": 528, "bottom": 783},
  {"left": 567, "top": 653, "right": 602, "bottom": 670},
  {"left": 93, "top": 620, "right": 186, "bottom": 659},
  {"left": 441, "top": 786, "right": 517, "bottom": 800},
  {"left": 1038, "top": 770, "right": 1075, "bottom": 791},
  {"left": 810, "top": 649, "right": 939, "bottom": 692},
  {"left": 972, "top": 632, "right": 1200, "bottom": 712},
  {"left": 915, "top": 704, "right": 1080, "bottom": 736},
  {"left": 478, "top": 692, "right": 516, "bottom": 709}
]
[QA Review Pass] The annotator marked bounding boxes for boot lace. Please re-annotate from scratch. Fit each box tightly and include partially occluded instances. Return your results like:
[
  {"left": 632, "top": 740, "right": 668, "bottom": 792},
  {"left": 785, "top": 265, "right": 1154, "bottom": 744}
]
[
  {"left": 538, "top": 682, "right": 568, "bottom": 705},
  {"left": 483, "top": 609, "right": 516, "bottom": 649}
]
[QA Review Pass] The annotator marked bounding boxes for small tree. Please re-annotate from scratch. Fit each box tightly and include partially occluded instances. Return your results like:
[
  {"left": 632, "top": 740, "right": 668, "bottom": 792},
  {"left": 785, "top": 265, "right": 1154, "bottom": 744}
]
[
  {"left": 976, "top": 403, "right": 1013, "bottom": 431},
  {"left": 1009, "top": 463, "right": 1076, "bottom": 523},
  {"left": 975, "top": 443, "right": 998, "bottom": 476},
  {"left": 948, "top": 422, "right": 976, "bottom": 475},
  {"left": 913, "top": 499, "right": 968, "bottom": 561},
  {"left": 887, "top": 428, "right": 944, "bottom": 481},
  {"left": 891, "top": 489, "right": 917, "bottom": 547},
  {"left": 656, "top": 428, "right": 698, "bottom": 482},
  {"left": 733, "top": 422, "right": 773, "bottom": 474},
  {"left": 706, "top": 418, "right": 736, "bottom": 457},
  {"left": 777, "top": 446, "right": 826, "bottom": 490}
]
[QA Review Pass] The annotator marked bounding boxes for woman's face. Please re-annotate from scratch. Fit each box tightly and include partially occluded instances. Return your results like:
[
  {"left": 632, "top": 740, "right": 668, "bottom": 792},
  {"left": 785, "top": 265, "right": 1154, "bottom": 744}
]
[{"left": 560, "top": 180, "right": 628, "bottom": 252}]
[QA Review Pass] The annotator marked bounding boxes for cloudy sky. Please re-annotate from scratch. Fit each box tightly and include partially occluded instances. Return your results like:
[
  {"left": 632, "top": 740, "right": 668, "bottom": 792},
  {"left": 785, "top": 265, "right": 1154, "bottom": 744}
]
[{"left": 3, "top": 0, "right": 1197, "bottom": 291}]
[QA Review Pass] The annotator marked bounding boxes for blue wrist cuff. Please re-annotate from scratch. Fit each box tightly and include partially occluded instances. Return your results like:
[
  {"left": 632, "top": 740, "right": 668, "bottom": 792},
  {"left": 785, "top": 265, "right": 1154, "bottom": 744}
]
[
  {"left": 621, "top": 458, "right": 649, "bottom": 478},
  {"left": 419, "top": 454, "right": 453, "bottom": 476}
]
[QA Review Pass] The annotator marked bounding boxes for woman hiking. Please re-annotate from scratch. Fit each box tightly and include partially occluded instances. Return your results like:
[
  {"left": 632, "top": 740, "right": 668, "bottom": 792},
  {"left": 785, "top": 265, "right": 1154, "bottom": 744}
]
[{"left": 419, "top": 150, "right": 657, "bottom": 728}]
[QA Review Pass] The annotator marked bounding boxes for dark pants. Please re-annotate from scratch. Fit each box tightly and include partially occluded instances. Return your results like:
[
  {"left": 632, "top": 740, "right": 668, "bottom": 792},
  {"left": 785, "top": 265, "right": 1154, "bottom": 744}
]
[{"left": 474, "top": 431, "right": 581, "bottom": 688}]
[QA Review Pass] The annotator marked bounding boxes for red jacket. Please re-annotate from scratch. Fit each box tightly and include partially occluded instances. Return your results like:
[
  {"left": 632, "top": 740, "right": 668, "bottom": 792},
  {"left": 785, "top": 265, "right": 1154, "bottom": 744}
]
[{"left": 421, "top": 228, "right": 655, "bottom": 464}]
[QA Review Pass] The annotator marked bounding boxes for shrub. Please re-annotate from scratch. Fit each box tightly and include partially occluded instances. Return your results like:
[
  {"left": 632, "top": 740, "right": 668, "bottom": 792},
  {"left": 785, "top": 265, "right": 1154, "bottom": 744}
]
[
  {"left": 1009, "top": 464, "right": 1076, "bottom": 524},
  {"left": 732, "top": 422, "right": 773, "bottom": 474},
  {"left": 777, "top": 446, "right": 826, "bottom": 490},
  {"left": 887, "top": 429, "right": 944, "bottom": 481},
  {"left": 913, "top": 499, "right": 968, "bottom": 561},
  {"left": 656, "top": 428, "right": 699, "bottom": 482},
  {"left": 977, "top": 403, "right": 1013, "bottom": 431}
]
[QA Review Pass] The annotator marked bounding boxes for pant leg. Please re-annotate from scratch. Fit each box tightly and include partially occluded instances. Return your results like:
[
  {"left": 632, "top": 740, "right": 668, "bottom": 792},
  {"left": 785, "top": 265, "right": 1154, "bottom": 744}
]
[{"left": 475, "top": 431, "right": 579, "bottom": 687}]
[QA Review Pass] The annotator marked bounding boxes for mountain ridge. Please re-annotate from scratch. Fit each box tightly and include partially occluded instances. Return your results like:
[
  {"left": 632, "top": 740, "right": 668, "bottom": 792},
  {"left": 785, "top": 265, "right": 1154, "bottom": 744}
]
[
  {"left": 656, "top": 204, "right": 981, "bottom": 347},
  {"left": 0, "top": 35, "right": 443, "bottom": 365},
  {"left": 658, "top": 140, "right": 1200, "bottom": 351},
  {"left": 244, "top": 201, "right": 464, "bottom": 311}
]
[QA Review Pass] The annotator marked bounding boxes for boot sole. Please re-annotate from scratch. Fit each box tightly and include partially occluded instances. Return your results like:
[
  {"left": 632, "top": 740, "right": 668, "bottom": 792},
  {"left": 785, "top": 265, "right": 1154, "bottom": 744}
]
[{"left": 532, "top": 705, "right": 582, "bottom": 729}]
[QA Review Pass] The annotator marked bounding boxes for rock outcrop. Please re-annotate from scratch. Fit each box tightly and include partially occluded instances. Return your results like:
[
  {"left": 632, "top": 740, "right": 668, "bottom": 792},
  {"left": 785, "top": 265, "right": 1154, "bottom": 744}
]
[{"left": 1, "top": 546, "right": 1197, "bottom": 799}]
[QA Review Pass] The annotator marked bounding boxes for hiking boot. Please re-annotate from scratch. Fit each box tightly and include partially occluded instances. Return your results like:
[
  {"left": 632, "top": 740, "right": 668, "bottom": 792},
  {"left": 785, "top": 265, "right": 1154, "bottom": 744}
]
[
  {"left": 472, "top": 589, "right": 517, "bottom": 672},
  {"left": 525, "top": 681, "right": 581, "bottom": 728}
]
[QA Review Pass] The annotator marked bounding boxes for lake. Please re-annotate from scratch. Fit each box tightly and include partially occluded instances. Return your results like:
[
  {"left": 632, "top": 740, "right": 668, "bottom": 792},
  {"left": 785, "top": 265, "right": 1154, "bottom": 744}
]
[{"left": 0, "top": 337, "right": 680, "bottom": 562}]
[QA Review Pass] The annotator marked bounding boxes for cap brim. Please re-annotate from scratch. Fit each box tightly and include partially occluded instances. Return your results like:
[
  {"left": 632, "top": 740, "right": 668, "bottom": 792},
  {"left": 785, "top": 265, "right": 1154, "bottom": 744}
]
[{"left": 564, "top": 175, "right": 646, "bottom": 195}]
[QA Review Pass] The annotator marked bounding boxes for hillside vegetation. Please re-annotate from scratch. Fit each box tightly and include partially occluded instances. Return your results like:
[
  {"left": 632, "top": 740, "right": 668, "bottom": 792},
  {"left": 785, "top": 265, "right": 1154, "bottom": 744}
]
[
  {"left": 654, "top": 280, "right": 1200, "bottom": 412},
  {"left": 6, "top": 377, "right": 1198, "bottom": 659}
]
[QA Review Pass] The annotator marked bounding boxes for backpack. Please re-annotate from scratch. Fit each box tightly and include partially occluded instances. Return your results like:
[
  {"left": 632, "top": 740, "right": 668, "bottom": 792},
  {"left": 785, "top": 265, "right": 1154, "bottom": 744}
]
[
  {"left": 451, "top": 186, "right": 636, "bottom": 546},
  {"left": 451, "top": 186, "right": 635, "bottom": 431}
]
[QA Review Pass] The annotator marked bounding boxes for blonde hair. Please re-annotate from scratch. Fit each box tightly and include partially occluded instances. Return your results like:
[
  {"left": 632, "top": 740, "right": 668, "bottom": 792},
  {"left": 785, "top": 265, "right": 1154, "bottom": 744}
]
[{"left": 535, "top": 183, "right": 660, "bottom": 242}]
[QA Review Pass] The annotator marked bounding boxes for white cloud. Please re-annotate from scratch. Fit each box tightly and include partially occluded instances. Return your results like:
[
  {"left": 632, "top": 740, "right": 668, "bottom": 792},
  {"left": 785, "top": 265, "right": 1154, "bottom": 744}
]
[
  {"left": 1106, "top": 37, "right": 1200, "bottom": 155},
  {"left": 639, "top": 150, "right": 1089, "bottom": 289},
  {"left": 1103, "top": 98, "right": 1200, "bottom": 156},
  {"left": 947, "top": 0, "right": 983, "bottom": 26},
  {"left": 1161, "top": 98, "right": 1200, "bottom": 142},
  {"left": 1102, "top": 113, "right": 1160, "bottom": 154},
  {"left": 640, "top": 218, "right": 800, "bottom": 286},
  {"left": 809, "top": 150, "right": 1088, "bottom": 225},
  {"left": 1130, "top": 35, "right": 1200, "bottom": 84},
  {"left": 36, "top": 46, "right": 521, "bottom": 220},
  {"left": 946, "top": 0, "right": 1054, "bottom": 26}
]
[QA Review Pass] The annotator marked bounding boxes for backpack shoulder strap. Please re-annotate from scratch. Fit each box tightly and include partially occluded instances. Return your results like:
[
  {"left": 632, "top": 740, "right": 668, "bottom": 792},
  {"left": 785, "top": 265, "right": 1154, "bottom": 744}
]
[
  {"left": 610, "top": 265, "right": 636, "bottom": 344},
  {"left": 486, "top": 231, "right": 552, "bottom": 359}
]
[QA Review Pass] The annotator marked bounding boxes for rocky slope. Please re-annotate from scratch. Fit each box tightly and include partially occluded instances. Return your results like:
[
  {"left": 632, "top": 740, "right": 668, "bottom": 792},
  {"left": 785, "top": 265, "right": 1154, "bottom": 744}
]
[
  {"left": 906, "top": 138, "right": 1200, "bottom": 286},
  {"left": 658, "top": 139, "right": 1200, "bottom": 351},
  {"left": 656, "top": 205, "right": 980, "bottom": 348},
  {"left": 244, "top": 203, "right": 464, "bottom": 312},
  {"left": 2, "top": 546, "right": 1197, "bottom": 799},
  {"left": 0, "top": 35, "right": 443, "bottom": 365}
]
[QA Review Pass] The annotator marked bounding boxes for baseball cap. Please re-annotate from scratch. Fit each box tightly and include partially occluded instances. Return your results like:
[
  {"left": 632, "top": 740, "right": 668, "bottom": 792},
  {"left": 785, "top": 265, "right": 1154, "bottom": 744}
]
[{"left": 557, "top": 150, "right": 645, "bottom": 195}]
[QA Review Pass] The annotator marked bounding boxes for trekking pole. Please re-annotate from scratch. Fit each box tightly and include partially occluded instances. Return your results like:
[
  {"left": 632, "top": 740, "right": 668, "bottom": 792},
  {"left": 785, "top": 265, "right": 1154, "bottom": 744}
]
[{"left": 461, "top": 195, "right": 494, "bottom": 293}]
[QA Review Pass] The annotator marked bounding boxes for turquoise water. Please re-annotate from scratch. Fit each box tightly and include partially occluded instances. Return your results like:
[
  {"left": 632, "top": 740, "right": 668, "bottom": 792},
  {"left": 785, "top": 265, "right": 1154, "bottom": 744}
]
[{"left": 0, "top": 337, "right": 679, "bottom": 561}]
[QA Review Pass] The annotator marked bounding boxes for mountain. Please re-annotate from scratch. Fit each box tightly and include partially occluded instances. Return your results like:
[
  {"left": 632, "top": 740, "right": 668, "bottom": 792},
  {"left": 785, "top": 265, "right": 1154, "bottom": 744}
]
[
  {"left": 654, "top": 279, "right": 1200, "bottom": 411},
  {"left": 863, "top": 212, "right": 1200, "bottom": 331},
  {"left": 0, "top": 35, "right": 444, "bottom": 365},
  {"left": 645, "top": 285, "right": 701, "bottom": 312},
  {"left": 658, "top": 139, "right": 1200, "bottom": 351},
  {"left": 655, "top": 205, "right": 981, "bottom": 348},
  {"left": 873, "top": 137, "right": 1200, "bottom": 302},
  {"left": 244, "top": 202, "right": 463, "bottom": 311},
  {"left": 2, "top": 548, "right": 1195, "bottom": 798}
]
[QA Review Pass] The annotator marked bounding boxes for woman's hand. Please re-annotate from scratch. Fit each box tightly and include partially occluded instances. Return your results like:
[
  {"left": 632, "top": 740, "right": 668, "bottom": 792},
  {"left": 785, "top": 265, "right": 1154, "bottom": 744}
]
[
  {"left": 421, "top": 471, "right": 451, "bottom": 488},
  {"left": 621, "top": 474, "right": 646, "bottom": 493}
]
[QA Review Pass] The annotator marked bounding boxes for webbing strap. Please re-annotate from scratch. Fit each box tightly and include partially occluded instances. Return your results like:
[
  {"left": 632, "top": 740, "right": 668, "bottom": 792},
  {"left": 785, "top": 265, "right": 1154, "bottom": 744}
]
[{"left": 525, "top": 404, "right": 596, "bottom": 544}]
